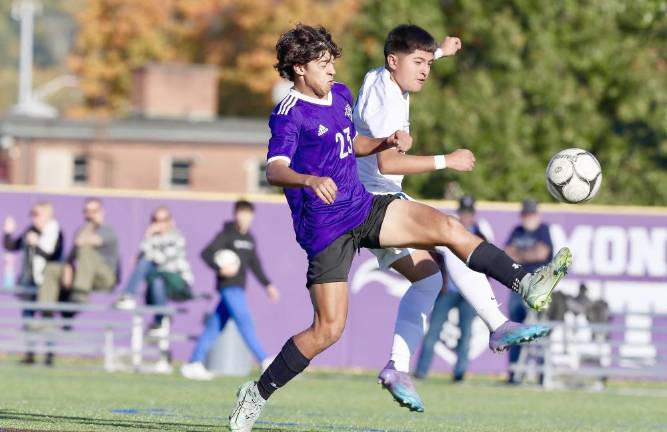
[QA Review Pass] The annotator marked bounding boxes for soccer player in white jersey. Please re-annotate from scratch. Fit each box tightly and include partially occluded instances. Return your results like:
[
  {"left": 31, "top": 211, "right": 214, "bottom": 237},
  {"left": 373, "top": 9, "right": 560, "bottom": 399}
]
[{"left": 354, "top": 24, "right": 553, "bottom": 412}]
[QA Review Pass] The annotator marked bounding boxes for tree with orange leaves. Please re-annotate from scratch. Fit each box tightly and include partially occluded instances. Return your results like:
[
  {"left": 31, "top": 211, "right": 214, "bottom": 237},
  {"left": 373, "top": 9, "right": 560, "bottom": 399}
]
[{"left": 68, "top": 0, "right": 359, "bottom": 117}]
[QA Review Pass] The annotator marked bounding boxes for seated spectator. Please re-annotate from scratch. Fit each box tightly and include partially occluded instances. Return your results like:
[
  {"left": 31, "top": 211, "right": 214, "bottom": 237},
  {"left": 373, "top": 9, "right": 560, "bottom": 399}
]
[
  {"left": 115, "top": 206, "right": 194, "bottom": 336},
  {"left": 3, "top": 202, "right": 64, "bottom": 365},
  {"left": 42, "top": 198, "right": 119, "bottom": 307}
]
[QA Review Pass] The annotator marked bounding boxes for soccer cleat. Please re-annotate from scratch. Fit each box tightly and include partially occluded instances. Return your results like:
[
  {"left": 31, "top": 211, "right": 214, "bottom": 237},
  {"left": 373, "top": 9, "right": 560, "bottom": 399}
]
[
  {"left": 180, "top": 362, "right": 213, "bottom": 381},
  {"left": 229, "top": 381, "right": 266, "bottom": 432},
  {"left": 489, "top": 320, "right": 552, "bottom": 353},
  {"left": 378, "top": 361, "right": 425, "bottom": 413},
  {"left": 519, "top": 247, "right": 572, "bottom": 311}
]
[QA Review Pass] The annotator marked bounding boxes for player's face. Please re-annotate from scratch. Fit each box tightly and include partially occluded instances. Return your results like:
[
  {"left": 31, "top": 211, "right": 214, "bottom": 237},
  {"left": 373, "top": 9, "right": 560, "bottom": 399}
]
[
  {"left": 390, "top": 49, "right": 434, "bottom": 93},
  {"left": 235, "top": 209, "right": 255, "bottom": 234},
  {"left": 300, "top": 51, "right": 336, "bottom": 98}
]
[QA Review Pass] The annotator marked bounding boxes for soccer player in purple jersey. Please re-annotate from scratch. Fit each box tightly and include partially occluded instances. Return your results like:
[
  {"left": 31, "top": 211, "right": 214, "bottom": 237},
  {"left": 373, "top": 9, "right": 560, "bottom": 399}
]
[{"left": 229, "top": 24, "right": 572, "bottom": 431}]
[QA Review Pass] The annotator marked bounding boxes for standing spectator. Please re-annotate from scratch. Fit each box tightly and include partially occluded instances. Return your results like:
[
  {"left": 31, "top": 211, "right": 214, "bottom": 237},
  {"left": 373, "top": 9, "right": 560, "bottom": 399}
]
[
  {"left": 115, "top": 206, "right": 194, "bottom": 336},
  {"left": 3, "top": 202, "right": 64, "bottom": 365},
  {"left": 181, "top": 200, "right": 279, "bottom": 381},
  {"left": 42, "top": 198, "right": 119, "bottom": 306},
  {"left": 415, "top": 196, "right": 483, "bottom": 382},
  {"left": 504, "top": 199, "right": 553, "bottom": 384}
]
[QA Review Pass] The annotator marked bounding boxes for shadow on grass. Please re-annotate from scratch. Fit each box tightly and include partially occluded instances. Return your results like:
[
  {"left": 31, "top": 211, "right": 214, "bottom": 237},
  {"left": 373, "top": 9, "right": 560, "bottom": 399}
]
[
  {"left": 0, "top": 409, "right": 207, "bottom": 431},
  {"left": 0, "top": 409, "right": 296, "bottom": 431}
]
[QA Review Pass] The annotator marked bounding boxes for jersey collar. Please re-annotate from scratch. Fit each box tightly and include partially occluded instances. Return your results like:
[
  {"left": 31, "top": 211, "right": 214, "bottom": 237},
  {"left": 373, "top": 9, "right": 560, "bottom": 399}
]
[{"left": 289, "top": 87, "right": 333, "bottom": 106}]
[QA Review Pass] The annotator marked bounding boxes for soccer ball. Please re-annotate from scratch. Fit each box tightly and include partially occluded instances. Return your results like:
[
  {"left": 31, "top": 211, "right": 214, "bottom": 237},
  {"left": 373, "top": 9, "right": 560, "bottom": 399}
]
[
  {"left": 214, "top": 249, "right": 241, "bottom": 275},
  {"left": 546, "top": 148, "right": 602, "bottom": 203}
]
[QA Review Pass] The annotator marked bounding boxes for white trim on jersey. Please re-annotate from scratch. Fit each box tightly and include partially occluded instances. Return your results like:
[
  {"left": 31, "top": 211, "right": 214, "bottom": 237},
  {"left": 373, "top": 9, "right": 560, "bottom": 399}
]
[
  {"left": 266, "top": 155, "right": 291, "bottom": 166},
  {"left": 277, "top": 95, "right": 298, "bottom": 115},
  {"left": 289, "top": 88, "right": 333, "bottom": 106}
]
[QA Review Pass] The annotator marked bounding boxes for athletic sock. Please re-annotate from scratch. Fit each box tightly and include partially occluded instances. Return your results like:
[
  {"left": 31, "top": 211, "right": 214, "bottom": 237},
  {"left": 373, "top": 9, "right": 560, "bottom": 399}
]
[
  {"left": 391, "top": 272, "right": 442, "bottom": 372},
  {"left": 466, "top": 241, "right": 528, "bottom": 294},
  {"left": 257, "top": 337, "right": 310, "bottom": 400},
  {"left": 437, "top": 246, "right": 507, "bottom": 331}
]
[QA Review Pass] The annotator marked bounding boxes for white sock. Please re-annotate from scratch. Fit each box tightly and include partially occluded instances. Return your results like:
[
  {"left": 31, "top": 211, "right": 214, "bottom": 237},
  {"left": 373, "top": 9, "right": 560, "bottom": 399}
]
[
  {"left": 391, "top": 272, "right": 442, "bottom": 372},
  {"left": 438, "top": 246, "right": 508, "bottom": 332}
]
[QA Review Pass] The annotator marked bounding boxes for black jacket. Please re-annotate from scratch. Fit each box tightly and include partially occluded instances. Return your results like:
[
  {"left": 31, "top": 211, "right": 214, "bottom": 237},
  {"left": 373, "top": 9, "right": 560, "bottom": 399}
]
[
  {"left": 4, "top": 226, "right": 64, "bottom": 286},
  {"left": 201, "top": 222, "right": 270, "bottom": 291}
]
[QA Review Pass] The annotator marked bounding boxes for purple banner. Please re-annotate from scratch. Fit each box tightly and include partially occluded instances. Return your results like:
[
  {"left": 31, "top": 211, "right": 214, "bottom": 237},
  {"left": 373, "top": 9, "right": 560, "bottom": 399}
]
[{"left": 0, "top": 188, "right": 665, "bottom": 375}]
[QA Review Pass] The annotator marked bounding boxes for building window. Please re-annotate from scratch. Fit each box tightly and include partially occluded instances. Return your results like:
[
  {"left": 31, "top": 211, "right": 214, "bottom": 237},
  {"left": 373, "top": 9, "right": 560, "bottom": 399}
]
[
  {"left": 170, "top": 158, "right": 192, "bottom": 187},
  {"left": 73, "top": 155, "right": 88, "bottom": 184}
]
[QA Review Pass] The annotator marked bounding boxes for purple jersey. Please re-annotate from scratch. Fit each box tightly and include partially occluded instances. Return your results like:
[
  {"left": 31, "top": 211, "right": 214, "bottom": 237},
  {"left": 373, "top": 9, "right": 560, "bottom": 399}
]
[{"left": 267, "top": 83, "right": 374, "bottom": 258}]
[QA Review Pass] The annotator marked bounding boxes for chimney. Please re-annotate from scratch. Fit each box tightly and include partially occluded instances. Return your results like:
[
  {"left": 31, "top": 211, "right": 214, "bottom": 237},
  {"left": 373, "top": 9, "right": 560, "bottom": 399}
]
[{"left": 131, "top": 63, "right": 219, "bottom": 120}]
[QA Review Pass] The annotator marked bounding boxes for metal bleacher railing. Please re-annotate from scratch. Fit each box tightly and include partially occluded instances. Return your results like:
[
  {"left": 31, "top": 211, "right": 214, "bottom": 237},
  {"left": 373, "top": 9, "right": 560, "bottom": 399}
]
[
  {"left": 512, "top": 309, "right": 667, "bottom": 389},
  {"left": 0, "top": 287, "right": 184, "bottom": 374}
]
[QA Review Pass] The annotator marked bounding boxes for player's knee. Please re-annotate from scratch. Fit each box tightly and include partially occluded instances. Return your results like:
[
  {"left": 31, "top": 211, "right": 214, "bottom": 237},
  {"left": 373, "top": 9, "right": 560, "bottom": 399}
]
[
  {"left": 437, "top": 215, "right": 466, "bottom": 244},
  {"left": 313, "top": 319, "right": 345, "bottom": 348}
]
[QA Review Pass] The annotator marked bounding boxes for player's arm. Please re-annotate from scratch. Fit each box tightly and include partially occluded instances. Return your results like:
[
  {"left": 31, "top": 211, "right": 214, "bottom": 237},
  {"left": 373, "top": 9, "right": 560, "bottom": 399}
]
[
  {"left": 353, "top": 130, "right": 412, "bottom": 157},
  {"left": 377, "top": 148, "right": 476, "bottom": 175},
  {"left": 266, "top": 160, "right": 338, "bottom": 205},
  {"left": 434, "top": 36, "right": 462, "bottom": 60}
]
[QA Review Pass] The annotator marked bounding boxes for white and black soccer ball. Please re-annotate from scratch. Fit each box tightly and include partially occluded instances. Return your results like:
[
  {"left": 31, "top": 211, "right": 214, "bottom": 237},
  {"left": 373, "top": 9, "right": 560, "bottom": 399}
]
[
  {"left": 214, "top": 249, "right": 241, "bottom": 275},
  {"left": 546, "top": 148, "right": 602, "bottom": 204}
]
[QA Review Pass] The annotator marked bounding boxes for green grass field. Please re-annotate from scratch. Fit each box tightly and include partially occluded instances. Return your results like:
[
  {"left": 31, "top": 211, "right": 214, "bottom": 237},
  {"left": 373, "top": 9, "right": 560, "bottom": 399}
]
[{"left": 1, "top": 361, "right": 666, "bottom": 432}]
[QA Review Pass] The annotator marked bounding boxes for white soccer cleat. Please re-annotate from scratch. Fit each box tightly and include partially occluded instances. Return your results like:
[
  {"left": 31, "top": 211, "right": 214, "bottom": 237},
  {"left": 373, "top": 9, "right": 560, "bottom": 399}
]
[
  {"left": 229, "top": 381, "right": 266, "bottom": 432},
  {"left": 114, "top": 295, "right": 136, "bottom": 310},
  {"left": 180, "top": 362, "right": 214, "bottom": 381}
]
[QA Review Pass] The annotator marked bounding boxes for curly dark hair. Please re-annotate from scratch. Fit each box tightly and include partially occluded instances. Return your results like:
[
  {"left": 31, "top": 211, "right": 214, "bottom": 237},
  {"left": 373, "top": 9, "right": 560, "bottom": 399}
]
[{"left": 274, "top": 24, "right": 341, "bottom": 81}]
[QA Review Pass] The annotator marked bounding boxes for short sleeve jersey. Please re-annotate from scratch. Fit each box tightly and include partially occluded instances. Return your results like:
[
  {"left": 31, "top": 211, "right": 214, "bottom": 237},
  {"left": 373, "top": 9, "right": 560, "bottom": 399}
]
[{"left": 267, "top": 83, "right": 374, "bottom": 258}]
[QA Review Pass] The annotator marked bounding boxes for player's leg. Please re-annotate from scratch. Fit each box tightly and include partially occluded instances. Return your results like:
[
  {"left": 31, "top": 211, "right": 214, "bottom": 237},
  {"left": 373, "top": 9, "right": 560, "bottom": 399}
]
[
  {"left": 230, "top": 281, "right": 348, "bottom": 431},
  {"left": 388, "top": 250, "right": 442, "bottom": 372},
  {"left": 230, "top": 234, "right": 356, "bottom": 431},
  {"left": 439, "top": 247, "right": 507, "bottom": 331},
  {"left": 439, "top": 243, "right": 552, "bottom": 352},
  {"left": 378, "top": 250, "right": 442, "bottom": 412},
  {"left": 380, "top": 199, "right": 571, "bottom": 311}
]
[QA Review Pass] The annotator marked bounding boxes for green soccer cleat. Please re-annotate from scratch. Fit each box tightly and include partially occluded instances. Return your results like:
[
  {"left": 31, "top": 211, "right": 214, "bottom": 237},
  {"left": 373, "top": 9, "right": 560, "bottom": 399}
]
[{"left": 518, "top": 247, "right": 572, "bottom": 311}]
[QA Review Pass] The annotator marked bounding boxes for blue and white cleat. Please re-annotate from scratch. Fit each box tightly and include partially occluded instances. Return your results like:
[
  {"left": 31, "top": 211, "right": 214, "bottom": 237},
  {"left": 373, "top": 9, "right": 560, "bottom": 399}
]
[
  {"left": 489, "top": 320, "right": 552, "bottom": 353},
  {"left": 378, "top": 361, "right": 425, "bottom": 413}
]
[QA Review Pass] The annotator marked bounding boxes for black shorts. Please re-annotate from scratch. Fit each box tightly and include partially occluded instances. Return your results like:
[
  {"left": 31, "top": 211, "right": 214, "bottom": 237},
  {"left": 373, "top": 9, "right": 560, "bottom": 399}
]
[{"left": 306, "top": 194, "right": 397, "bottom": 287}]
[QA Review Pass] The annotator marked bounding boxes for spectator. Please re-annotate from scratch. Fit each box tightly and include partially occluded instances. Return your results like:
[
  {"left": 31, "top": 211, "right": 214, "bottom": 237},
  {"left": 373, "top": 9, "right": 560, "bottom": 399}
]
[
  {"left": 115, "top": 206, "right": 194, "bottom": 336},
  {"left": 3, "top": 202, "right": 64, "bottom": 365},
  {"left": 42, "top": 198, "right": 119, "bottom": 307},
  {"left": 180, "top": 200, "right": 279, "bottom": 381},
  {"left": 504, "top": 199, "right": 553, "bottom": 384},
  {"left": 414, "top": 196, "right": 483, "bottom": 382}
]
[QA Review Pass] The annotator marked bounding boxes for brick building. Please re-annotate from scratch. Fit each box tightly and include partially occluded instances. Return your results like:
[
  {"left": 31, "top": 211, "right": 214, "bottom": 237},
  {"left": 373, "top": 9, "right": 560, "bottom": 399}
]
[{"left": 0, "top": 64, "right": 274, "bottom": 194}]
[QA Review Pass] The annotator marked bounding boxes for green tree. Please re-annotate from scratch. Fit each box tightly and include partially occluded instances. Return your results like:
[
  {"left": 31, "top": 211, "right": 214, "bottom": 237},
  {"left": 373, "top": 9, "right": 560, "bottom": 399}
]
[{"left": 342, "top": 0, "right": 667, "bottom": 205}]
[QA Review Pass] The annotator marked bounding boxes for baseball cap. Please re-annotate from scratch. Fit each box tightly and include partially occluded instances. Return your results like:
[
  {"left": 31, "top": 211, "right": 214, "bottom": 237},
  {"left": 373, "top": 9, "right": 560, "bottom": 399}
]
[
  {"left": 458, "top": 195, "right": 476, "bottom": 213},
  {"left": 521, "top": 198, "right": 538, "bottom": 214}
]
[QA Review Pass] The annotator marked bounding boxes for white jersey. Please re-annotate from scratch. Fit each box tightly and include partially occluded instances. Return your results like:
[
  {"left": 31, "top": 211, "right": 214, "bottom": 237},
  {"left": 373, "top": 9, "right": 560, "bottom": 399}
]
[{"left": 353, "top": 67, "right": 410, "bottom": 194}]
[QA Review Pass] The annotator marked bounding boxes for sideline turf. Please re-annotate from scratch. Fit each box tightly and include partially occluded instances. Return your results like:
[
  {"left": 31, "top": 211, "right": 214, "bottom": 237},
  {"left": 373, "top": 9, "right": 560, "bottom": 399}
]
[{"left": 1, "top": 362, "right": 665, "bottom": 431}]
